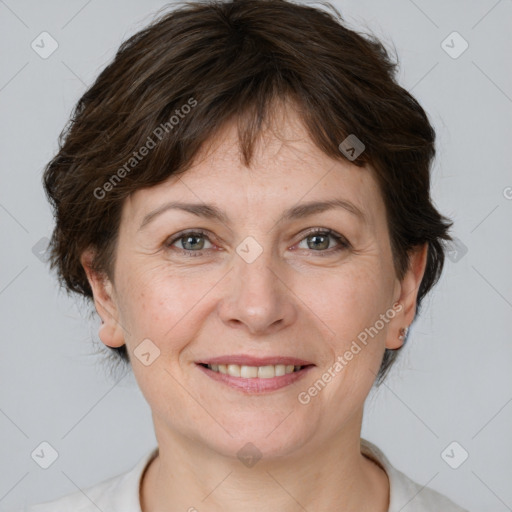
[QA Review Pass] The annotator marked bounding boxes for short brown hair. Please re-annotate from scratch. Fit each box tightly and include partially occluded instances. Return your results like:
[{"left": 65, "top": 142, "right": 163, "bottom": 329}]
[{"left": 43, "top": 0, "right": 453, "bottom": 384}]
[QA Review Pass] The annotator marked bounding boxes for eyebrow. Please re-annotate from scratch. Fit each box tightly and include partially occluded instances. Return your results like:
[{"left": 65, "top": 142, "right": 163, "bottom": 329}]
[{"left": 138, "top": 198, "right": 367, "bottom": 231}]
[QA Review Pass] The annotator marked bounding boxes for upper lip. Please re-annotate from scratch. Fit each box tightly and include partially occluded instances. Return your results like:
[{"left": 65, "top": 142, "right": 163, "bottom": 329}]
[{"left": 196, "top": 355, "right": 315, "bottom": 366}]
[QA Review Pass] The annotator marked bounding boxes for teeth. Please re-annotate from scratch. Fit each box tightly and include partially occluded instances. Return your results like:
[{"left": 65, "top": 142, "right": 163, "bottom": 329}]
[
  {"left": 241, "top": 365, "right": 258, "bottom": 378},
  {"left": 275, "top": 364, "right": 286, "bottom": 376},
  {"left": 227, "top": 364, "right": 241, "bottom": 377},
  {"left": 206, "top": 363, "right": 303, "bottom": 378},
  {"left": 257, "top": 365, "right": 275, "bottom": 378}
]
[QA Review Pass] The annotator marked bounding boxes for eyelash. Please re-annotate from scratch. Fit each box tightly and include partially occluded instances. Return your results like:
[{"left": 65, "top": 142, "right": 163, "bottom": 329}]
[{"left": 163, "top": 228, "right": 350, "bottom": 258}]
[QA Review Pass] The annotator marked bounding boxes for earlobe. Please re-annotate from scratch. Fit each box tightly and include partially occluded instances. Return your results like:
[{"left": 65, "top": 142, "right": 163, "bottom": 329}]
[
  {"left": 97, "top": 318, "right": 125, "bottom": 348},
  {"left": 386, "top": 243, "right": 429, "bottom": 350},
  {"left": 80, "top": 248, "right": 125, "bottom": 348}
]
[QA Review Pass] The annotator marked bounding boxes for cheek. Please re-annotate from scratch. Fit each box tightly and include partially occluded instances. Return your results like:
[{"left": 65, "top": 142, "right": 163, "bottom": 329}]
[
  {"left": 305, "top": 261, "right": 391, "bottom": 344},
  {"left": 116, "top": 263, "right": 221, "bottom": 358},
  {"left": 303, "top": 269, "right": 390, "bottom": 417},
  {"left": 299, "top": 263, "right": 392, "bottom": 405},
  {"left": 116, "top": 266, "right": 186, "bottom": 342}
]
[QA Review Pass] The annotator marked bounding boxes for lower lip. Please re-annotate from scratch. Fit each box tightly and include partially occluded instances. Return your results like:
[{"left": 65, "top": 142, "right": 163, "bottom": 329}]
[{"left": 196, "top": 364, "right": 314, "bottom": 393}]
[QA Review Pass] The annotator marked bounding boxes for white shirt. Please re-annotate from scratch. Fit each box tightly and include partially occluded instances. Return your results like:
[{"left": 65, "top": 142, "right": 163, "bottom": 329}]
[{"left": 15, "top": 438, "right": 469, "bottom": 511}]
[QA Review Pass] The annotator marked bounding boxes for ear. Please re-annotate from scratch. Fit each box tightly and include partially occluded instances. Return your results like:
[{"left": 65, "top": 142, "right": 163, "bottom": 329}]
[
  {"left": 80, "top": 247, "right": 125, "bottom": 348},
  {"left": 386, "top": 243, "right": 429, "bottom": 350}
]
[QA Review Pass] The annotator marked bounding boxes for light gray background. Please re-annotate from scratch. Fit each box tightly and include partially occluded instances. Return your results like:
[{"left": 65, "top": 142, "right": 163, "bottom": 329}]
[{"left": 1, "top": 1, "right": 511, "bottom": 511}]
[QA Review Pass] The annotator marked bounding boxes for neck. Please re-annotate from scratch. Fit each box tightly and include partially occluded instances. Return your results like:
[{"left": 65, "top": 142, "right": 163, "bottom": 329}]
[{"left": 140, "top": 414, "right": 389, "bottom": 512}]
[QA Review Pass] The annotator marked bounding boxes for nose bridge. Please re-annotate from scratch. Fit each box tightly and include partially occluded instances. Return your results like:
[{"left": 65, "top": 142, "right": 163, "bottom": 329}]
[
  {"left": 236, "top": 240, "right": 277, "bottom": 293},
  {"left": 219, "top": 236, "right": 294, "bottom": 334}
]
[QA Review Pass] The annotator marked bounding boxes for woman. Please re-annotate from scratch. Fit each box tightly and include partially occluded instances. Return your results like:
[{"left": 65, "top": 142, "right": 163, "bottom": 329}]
[{"left": 18, "top": 0, "right": 469, "bottom": 510}]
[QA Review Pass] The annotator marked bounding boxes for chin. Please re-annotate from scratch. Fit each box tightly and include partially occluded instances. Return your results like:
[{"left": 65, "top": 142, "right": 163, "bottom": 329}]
[{"left": 196, "top": 413, "right": 314, "bottom": 462}]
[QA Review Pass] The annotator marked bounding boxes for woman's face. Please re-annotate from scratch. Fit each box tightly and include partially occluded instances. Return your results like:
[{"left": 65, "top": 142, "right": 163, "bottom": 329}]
[{"left": 83, "top": 108, "right": 426, "bottom": 460}]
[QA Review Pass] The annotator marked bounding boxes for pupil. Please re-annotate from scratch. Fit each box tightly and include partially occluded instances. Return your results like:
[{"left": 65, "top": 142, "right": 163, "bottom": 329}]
[
  {"left": 309, "top": 234, "right": 328, "bottom": 250},
  {"left": 184, "top": 235, "right": 203, "bottom": 250}
]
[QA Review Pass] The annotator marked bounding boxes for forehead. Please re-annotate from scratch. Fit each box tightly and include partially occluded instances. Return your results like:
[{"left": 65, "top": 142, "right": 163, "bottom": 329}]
[{"left": 122, "top": 108, "right": 385, "bottom": 229}]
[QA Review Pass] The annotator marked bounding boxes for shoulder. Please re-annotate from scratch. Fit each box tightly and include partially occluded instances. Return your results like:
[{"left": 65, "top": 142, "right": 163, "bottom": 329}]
[
  {"left": 14, "top": 446, "right": 158, "bottom": 512},
  {"left": 360, "top": 438, "right": 470, "bottom": 512}
]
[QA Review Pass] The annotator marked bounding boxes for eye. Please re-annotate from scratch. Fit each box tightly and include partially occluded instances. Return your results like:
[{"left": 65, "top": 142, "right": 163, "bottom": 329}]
[
  {"left": 295, "top": 228, "right": 350, "bottom": 255},
  {"left": 164, "top": 228, "right": 350, "bottom": 257},
  {"left": 164, "top": 230, "right": 214, "bottom": 256}
]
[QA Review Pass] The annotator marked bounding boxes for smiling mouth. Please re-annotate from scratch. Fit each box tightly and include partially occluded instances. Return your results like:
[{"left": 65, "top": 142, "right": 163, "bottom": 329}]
[{"left": 198, "top": 363, "right": 309, "bottom": 378}]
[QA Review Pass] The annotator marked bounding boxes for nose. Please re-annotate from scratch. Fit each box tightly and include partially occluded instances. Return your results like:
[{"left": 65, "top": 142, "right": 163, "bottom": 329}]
[{"left": 217, "top": 246, "right": 297, "bottom": 336}]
